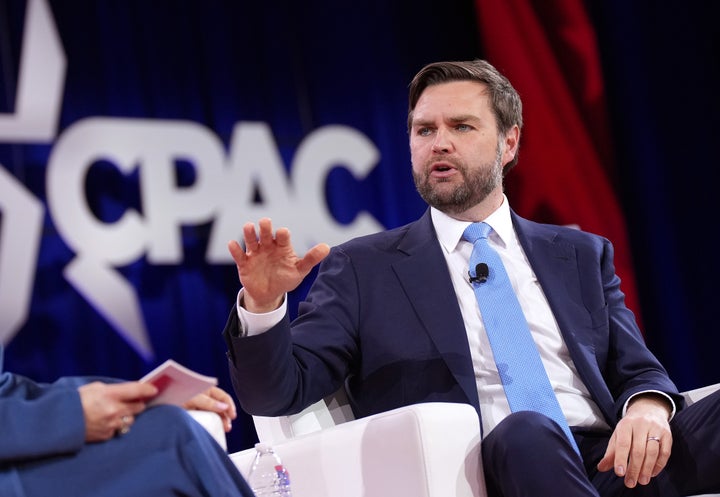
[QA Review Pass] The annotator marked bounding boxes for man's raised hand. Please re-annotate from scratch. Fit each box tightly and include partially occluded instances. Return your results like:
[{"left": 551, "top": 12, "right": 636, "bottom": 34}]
[{"left": 227, "top": 218, "right": 330, "bottom": 313}]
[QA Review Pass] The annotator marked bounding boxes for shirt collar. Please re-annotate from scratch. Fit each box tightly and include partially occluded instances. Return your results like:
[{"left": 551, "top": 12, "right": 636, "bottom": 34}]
[{"left": 431, "top": 195, "right": 514, "bottom": 254}]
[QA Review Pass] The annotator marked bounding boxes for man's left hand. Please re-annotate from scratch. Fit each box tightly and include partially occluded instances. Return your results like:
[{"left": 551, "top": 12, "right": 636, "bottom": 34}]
[{"left": 597, "top": 394, "right": 672, "bottom": 488}]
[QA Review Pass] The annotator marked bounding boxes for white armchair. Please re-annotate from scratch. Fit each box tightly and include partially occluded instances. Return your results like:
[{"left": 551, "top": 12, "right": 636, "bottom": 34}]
[
  {"left": 188, "top": 410, "right": 227, "bottom": 451},
  {"left": 227, "top": 384, "right": 720, "bottom": 497},
  {"left": 231, "top": 399, "right": 483, "bottom": 496}
]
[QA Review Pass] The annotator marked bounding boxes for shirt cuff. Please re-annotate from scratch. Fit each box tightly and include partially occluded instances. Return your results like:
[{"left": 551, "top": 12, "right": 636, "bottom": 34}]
[
  {"left": 235, "top": 288, "right": 287, "bottom": 337},
  {"left": 622, "top": 390, "right": 677, "bottom": 421}
]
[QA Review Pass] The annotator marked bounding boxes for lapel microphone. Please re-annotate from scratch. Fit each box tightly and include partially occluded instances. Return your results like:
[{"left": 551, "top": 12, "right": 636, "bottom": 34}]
[{"left": 469, "top": 263, "right": 489, "bottom": 283}]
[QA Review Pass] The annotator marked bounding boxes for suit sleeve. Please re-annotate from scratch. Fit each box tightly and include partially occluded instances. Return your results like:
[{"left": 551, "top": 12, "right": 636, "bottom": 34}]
[
  {"left": 0, "top": 372, "right": 88, "bottom": 462},
  {"left": 223, "top": 246, "right": 360, "bottom": 417},
  {"left": 595, "top": 236, "right": 684, "bottom": 418}
]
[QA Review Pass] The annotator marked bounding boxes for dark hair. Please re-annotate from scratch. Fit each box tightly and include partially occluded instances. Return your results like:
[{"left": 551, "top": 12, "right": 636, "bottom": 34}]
[{"left": 407, "top": 59, "right": 523, "bottom": 172}]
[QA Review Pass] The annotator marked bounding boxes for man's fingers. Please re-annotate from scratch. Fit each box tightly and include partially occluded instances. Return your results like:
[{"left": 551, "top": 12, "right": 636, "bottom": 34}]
[
  {"left": 227, "top": 239, "right": 247, "bottom": 265},
  {"left": 257, "top": 218, "right": 275, "bottom": 245},
  {"left": 612, "top": 427, "right": 632, "bottom": 478},
  {"left": 599, "top": 402, "right": 673, "bottom": 488},
  {"left": 238, "top": 219, "right": 288, "bottom": 253},
  {"left": 597, "top": 454, "right": 614, "bottom": 473},
  {"left": 622, "top": 432, "right": 672, "bottom": 487},
  {"left": 297, "top": 243, "right": 330, "bottom": 274},
  {"left": 275, "top": 227, "right": 291, "bottom": 247},
  {"left": 242, "top": 222, "right": 260, "bottom": 252},
  {"left": 597, "top": 432, "right": 627, "bottom": 477},
  {"left": 624, "top": 436, "right": 648, "bottom": 487},
  {"left": 636, "top": 437, "right": 662, "bottom": 485},
  {"left": 652, "top": 436, "right": 672, "bottom": 477},
  {"left": 230, "top": 219, "right": 329, "bottom": 305},
  {"left": 597, "top": 435, "right": 617, "bottom": 473}
]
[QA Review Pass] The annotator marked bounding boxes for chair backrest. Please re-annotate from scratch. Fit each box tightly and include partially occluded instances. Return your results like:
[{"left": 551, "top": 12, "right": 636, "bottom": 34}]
[{"left": 252, "top": 387, "right": 355, "bottom": 444}]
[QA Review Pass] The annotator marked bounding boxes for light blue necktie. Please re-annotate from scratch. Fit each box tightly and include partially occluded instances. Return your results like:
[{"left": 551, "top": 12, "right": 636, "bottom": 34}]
[{"left": 463, "top": 222, "right": 579, "bottom": 453}]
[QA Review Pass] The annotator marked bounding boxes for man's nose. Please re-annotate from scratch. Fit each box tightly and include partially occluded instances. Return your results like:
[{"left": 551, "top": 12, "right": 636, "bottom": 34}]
[{"left": 431, "top": 128, "right": 453, "bottom": 153}]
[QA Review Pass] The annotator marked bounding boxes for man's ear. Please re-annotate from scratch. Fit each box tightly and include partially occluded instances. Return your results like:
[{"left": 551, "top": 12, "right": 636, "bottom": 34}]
[{"left": 501, "top": 125, "right": 520, "bottom": 166}]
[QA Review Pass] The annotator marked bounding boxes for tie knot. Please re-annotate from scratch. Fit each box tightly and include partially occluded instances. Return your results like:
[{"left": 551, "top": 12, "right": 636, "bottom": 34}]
[{"left": 462, "top": 222, "right": 492, "bottom": 244}]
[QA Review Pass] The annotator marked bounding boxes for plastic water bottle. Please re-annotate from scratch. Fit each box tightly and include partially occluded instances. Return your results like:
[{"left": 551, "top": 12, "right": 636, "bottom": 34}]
[{"left": 247, "top": 442, "right": 292, "bottom": 496}]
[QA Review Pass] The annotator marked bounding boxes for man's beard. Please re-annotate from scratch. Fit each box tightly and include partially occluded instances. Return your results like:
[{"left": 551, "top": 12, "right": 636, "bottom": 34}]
[{"left": 413, "top": 146, "right": 503, "bottom": 216}]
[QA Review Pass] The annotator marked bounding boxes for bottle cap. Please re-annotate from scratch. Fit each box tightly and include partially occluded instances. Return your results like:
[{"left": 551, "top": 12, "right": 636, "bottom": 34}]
[{"left": 254, "top": 442, "right": 272, "bottom": 453}]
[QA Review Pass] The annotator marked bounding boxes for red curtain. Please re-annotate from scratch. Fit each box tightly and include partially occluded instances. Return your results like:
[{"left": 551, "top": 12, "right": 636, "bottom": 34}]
[{"left": 474, "top": 0, "right": 643, "bottom": 327}]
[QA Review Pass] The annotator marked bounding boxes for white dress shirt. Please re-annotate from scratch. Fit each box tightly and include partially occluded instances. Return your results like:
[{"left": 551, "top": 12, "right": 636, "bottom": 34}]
[{"left": 431, "top": 198, "right": 610, "bottom": 436}]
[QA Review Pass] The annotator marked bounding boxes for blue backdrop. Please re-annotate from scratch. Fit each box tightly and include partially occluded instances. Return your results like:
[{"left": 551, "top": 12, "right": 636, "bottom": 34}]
[{"left": 1, "top": 0, "right": 718, "bottom": 453}]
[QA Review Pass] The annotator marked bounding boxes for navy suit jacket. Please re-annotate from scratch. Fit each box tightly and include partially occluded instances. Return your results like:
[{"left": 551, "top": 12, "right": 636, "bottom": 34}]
[{"left": 225, "top": 209, "right": 681, "bottom": 429}]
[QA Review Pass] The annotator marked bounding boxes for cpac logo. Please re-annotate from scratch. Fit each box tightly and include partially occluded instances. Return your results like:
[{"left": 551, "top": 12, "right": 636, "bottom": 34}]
[{"left": 0, "top": 0, "right": 383, "bottom": 359}]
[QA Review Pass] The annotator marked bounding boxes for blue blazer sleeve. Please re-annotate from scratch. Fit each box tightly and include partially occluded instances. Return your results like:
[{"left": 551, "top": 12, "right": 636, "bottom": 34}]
[{"left": 0, "top": 352, "right": 88, "bottom": 462}]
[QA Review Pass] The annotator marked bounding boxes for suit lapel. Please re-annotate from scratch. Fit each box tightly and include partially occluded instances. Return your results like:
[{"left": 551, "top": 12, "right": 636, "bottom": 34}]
[
  {"left": 513, "top": 215, "right": 591, "bottom": 335},
  {"left": 391, "top": 211, "right": 480, "bottom": 411}
]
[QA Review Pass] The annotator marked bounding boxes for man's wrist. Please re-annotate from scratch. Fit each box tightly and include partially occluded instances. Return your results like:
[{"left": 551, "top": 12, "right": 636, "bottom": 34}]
[
  {"left": 624, "top": 391, "right": 675, "bottom": 421},
  {"left": 235, "top": 289, "right": 286, "bottom": 336},
  {"left": 241, "top": 292, "right": 283, "bottom": 314}
]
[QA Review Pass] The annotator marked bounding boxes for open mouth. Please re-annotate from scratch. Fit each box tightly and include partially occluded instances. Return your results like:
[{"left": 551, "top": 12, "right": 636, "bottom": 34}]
[{"left": 430, "top": 162, "right": 457, "bottom": 177}]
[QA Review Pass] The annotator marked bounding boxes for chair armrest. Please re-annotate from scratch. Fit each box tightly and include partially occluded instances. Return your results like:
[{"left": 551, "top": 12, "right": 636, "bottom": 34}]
[
  {"left": 253, "top": 388, "right": 355, "bottom": 443},
  {"left": 682, "top": 383, "right": 720, "bottom": 405},
  {"left": 188, "top": 410, "right": 227, "bottom": 451},
  {"left": 230, "top": 402, "right": 486, "bottom": 497}
]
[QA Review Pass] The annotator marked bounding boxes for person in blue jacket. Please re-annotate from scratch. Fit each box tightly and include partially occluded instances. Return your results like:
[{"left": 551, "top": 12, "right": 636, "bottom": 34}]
[{"left": 0, "top": 345, "right": 254, "bottom": 497}]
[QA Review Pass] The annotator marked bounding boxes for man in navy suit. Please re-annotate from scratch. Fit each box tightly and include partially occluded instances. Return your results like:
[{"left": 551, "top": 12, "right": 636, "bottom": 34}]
[
  {"left": 0, "top": 345, "right": 254, "bottom": 497},
  {"left": 223, "top": 59, "right": 720, "bottom": 496}
]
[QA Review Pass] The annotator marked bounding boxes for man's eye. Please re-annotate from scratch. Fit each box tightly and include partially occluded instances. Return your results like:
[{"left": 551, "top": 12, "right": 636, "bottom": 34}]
[
  {"left": 418, "top": 128, "right": 432, "bottom": 136},
  {"left": 456, "top": 124, "right": 471, "bottom": 131}
]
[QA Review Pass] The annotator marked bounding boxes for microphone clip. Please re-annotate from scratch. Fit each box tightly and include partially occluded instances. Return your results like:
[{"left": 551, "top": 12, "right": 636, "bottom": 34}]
[{"left": 468, "top": 262, "right": 489, "bottom": 284}]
